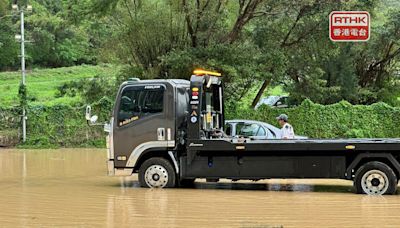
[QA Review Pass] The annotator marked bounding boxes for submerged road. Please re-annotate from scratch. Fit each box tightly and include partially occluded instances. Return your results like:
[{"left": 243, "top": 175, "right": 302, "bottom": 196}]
[{"left": 0, "top": 148, "right": 399, "bottom": 227}]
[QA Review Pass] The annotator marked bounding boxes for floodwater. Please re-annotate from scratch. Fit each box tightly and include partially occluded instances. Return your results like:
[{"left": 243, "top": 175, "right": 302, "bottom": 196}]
[{"left": 1, "top": 149, "right": 400, "bottom": 228}]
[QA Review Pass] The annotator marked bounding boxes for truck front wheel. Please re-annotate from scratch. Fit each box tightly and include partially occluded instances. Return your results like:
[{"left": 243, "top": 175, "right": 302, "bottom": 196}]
[
  {"left": 354, "top": 161, "right": 397, "bottom": 195},
  {"left": 139, "top": 157, "right": 176, "bottom": 188}
]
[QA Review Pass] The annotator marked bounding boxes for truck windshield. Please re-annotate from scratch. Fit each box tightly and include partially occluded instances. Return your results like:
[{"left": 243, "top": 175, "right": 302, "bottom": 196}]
[{"left": 117, "top": 86, "right": 164, "bottom": 126}]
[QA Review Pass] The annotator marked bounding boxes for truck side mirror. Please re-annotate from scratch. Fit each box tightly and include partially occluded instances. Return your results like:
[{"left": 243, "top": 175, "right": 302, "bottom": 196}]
[
  {"left": 85, "top": 105, "right": 92, "bottom": 121},
  {"left": 90, "top": 115, "right": 98, "bottom": 124},
  {"left": 86, "top": 105, "right": 99, "bottom": 125}
]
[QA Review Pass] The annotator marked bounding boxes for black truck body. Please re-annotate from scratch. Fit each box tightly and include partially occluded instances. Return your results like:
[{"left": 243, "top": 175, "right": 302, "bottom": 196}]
[{"left": 89, "top": 70, "right": 400, "bottom": 195}]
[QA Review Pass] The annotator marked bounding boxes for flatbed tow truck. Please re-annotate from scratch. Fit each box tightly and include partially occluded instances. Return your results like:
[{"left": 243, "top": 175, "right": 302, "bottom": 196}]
[{"left": 86, "top": 69, "right": 400, "bottom": 195}]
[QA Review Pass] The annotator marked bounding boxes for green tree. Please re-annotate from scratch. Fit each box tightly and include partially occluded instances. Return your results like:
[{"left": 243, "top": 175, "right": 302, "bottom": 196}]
[
  {"left": 252, "top": 0, "right": 400, "bottom": 105},
  {"left": 26, "top": 0, "right": 94, "bottom": 67},
  {"left": 0, "top": 0, "right": 19, "bottom": 70}
]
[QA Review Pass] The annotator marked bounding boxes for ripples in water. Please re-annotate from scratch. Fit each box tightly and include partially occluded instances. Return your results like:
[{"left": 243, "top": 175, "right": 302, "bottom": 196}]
[{"left": 0, "top": 148, "right": 399, "bottom": 227}]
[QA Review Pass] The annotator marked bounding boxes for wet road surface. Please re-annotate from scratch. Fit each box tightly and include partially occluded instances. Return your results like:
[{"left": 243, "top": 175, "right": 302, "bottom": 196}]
[{"left": 0, "top": 148, "right": 400, "bottom": 227}]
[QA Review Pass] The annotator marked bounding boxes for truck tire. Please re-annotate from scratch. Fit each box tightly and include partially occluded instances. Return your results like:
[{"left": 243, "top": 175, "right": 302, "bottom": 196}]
[
  {"left": 354, "top": 161, "right": 397, "bottom": 195},
  {"left": 139, "top": 157, "right": 176, "bottom": 188}
]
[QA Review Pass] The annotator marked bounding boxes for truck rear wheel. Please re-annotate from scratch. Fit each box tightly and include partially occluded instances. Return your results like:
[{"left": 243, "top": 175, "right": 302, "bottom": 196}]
[
  {"left": 139, "top": 157, "right": 176, "bottom": 188},
  {"left": 354, "top": 161, "right": 397, "bottom": 195}
]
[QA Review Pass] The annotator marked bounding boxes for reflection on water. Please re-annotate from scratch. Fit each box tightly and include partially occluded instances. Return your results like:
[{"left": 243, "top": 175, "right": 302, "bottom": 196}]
[{"left": 0, "top": 148, "right": 400, "bottom": 227}]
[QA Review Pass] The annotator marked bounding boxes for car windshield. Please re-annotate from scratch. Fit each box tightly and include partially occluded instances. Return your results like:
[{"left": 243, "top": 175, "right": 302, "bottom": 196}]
[
  {"left": 261, "top": 96, "right": 279, "bottom": 105},
  {"left": 239, "top": 124, "right": 260, "bottom": 137}
]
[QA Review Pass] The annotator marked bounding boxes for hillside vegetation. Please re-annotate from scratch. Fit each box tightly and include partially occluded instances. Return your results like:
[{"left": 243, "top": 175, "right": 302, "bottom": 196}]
[
  {"left": 0, "top": 64, "right": 118, "bottom": 107},
  {"left": 1, "top": 0, "right": 399, "bottom": 107},
  {"left": 1, "top": 0, "right": 400, "bottom": 147}
]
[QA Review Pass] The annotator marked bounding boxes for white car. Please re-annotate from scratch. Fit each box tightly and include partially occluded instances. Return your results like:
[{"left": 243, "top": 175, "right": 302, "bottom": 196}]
[
  {"left": 225, "top": 119, "right": 307, "bottom": 140},
  {"left": 255, "top": 95, "right": 289, "bottom": 109}
]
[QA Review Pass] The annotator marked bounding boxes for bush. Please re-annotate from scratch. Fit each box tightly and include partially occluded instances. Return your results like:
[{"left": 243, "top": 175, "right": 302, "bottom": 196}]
[
  {"left": 0, "top": 100, "right": 112, "bottom": 148},
  {"left": 55, "top": 74, "right": 116, "bottom": 104},
  {"left": 1, "top": 99, "right": 400, "bottom": 148},
  {"left": 23, "top": 100, "right": 113, "bottom": 147},
  {"left": 228, "top": 99, "right": 400, "bottom": 139}
]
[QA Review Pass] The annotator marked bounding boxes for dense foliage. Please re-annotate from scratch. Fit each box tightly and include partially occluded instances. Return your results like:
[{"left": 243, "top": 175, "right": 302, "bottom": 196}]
[
  {"left": 229, "top": 100, "right": 400, "bottom": 138},
  {"left": 1, "top": 99, "right": 400, "bottom": 147},
  {"left": 1, "top": 0, "right": 400, "bottom": 146},
  {"left": 0, "top": 0, "right": 104, "bottom": 69},
  {"left": 93, "top": 0, "right": 400, "bottom": 106},
  {"left": 0, "top": 99, "right": 113, "bottom": 148},
  {"left": 1, "top": 0, "right": 399, "bottom": 106}
]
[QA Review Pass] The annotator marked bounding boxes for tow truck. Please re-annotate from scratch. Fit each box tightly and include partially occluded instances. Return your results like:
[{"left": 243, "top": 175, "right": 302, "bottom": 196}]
[{"left": 86, "top": 69, "right": 400, "bottom": 195}]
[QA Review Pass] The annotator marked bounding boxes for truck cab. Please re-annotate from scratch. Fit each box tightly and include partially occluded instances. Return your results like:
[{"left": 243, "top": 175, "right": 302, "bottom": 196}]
[
  {"left": 98, "top": 70, "right": 224, "bottom": 185},
  {"left": 107, "top": 79, "right": 190, "bottom": 176}
]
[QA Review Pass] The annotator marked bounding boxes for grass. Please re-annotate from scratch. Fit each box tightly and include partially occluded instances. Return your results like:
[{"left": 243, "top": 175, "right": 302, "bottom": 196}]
[
  {"left": 1, "top": 65, "right": 288, "bottom": 108},
  {"left": 0, "top": 64, "right": 118, "bottom": 107},
  {"left": 267, "top": 85, "right": 287, "bottom": 96}
]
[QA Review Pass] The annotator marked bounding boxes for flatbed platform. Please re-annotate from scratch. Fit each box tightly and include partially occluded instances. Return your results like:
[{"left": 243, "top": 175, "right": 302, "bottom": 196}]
[{"left": 188, "top": 138, "right": 400, "bottom": 152}]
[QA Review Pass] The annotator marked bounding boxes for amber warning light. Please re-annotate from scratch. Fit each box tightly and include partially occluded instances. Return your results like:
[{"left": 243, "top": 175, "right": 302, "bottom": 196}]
[
  {"left": 329, "top": 11, "right": 370, "bottom": 42},
  {"left": 193, "top": 69, "right": 221, "bottom": 77}
]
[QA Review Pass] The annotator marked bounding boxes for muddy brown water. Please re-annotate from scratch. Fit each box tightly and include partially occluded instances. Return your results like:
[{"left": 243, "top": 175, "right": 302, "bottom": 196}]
[{"left": 1, "top": 149, "right": 400, "bottom": 227}]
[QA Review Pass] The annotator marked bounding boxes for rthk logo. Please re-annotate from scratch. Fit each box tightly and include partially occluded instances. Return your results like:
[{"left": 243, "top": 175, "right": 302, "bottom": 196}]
[{"left": 329, "top": 11, "right": 370, "bottom": 42}]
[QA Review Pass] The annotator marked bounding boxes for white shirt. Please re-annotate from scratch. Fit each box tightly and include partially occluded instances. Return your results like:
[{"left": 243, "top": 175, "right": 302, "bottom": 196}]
[{"left": 281, "top": 123, "right": 295, "bottom": 139}]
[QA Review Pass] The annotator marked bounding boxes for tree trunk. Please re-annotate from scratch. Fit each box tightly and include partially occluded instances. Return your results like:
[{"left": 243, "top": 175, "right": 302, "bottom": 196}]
[
  {"left": 224, "top": 0, "right": 264, "bottom": 44},
  {"left": 251, "top": 79, "right": 271, "bottom": 108}
]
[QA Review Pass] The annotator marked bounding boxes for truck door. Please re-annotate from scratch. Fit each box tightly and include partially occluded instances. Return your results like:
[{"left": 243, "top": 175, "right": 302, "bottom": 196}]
[{"left": 112, "top": 83, "right": 175, "bottom": 168}]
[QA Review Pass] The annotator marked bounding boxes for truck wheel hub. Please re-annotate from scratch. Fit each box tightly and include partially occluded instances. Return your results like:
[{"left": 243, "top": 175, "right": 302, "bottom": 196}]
[
  {"left": 152, "top": 174, "right": 160, "bottom": 181},
  {"left": 144, "top": 165, "right": 168, "bottom": 188},
  {"left": 361, "top": 170, "right": 388, "bottom": 195},
  {"left": 371, "top": 178, "right": 380, "bottom": 186}
]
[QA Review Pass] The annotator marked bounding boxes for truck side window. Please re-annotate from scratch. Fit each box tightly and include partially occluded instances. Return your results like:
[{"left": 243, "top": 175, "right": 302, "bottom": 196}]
[{"left": 118, "top": 87, "right": 164, "bottom": 126}]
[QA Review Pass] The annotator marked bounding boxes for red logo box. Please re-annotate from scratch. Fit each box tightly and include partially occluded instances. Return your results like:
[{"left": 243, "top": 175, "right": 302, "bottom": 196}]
[{"left": 329, "top": 11, "right": 370, "bottom": 42}]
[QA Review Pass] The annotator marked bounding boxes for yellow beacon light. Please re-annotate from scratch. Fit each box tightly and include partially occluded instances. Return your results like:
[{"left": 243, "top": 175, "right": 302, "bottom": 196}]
[
  {"left": 193, "top": 69, "right": 221, "bottom": 77},
  {"left": 346, "top": 145, "right": 356, "bottom": 150}
]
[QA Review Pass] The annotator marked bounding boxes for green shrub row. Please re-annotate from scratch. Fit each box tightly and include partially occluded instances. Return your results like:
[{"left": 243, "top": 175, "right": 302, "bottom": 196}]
[
  {"left": 228, "top": 99, "right": 400, "bottom": 138},
  {"left": 1, "top": 99, "right": 400, "bottom": 148},
  {"left": 0, "top": 107, "right": 20, "bottom": 131},
  {"left": 0, "top": 97, "right": 113, "bottom": 148}
]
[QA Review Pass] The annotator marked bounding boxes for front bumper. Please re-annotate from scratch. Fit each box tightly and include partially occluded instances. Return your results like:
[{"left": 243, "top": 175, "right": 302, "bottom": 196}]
[
  {"left": 107, "top": 160, "right": 133, "bottom": 176},
  {"left": 107, "top": 160, "right": 115, "bottom": 176}
]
